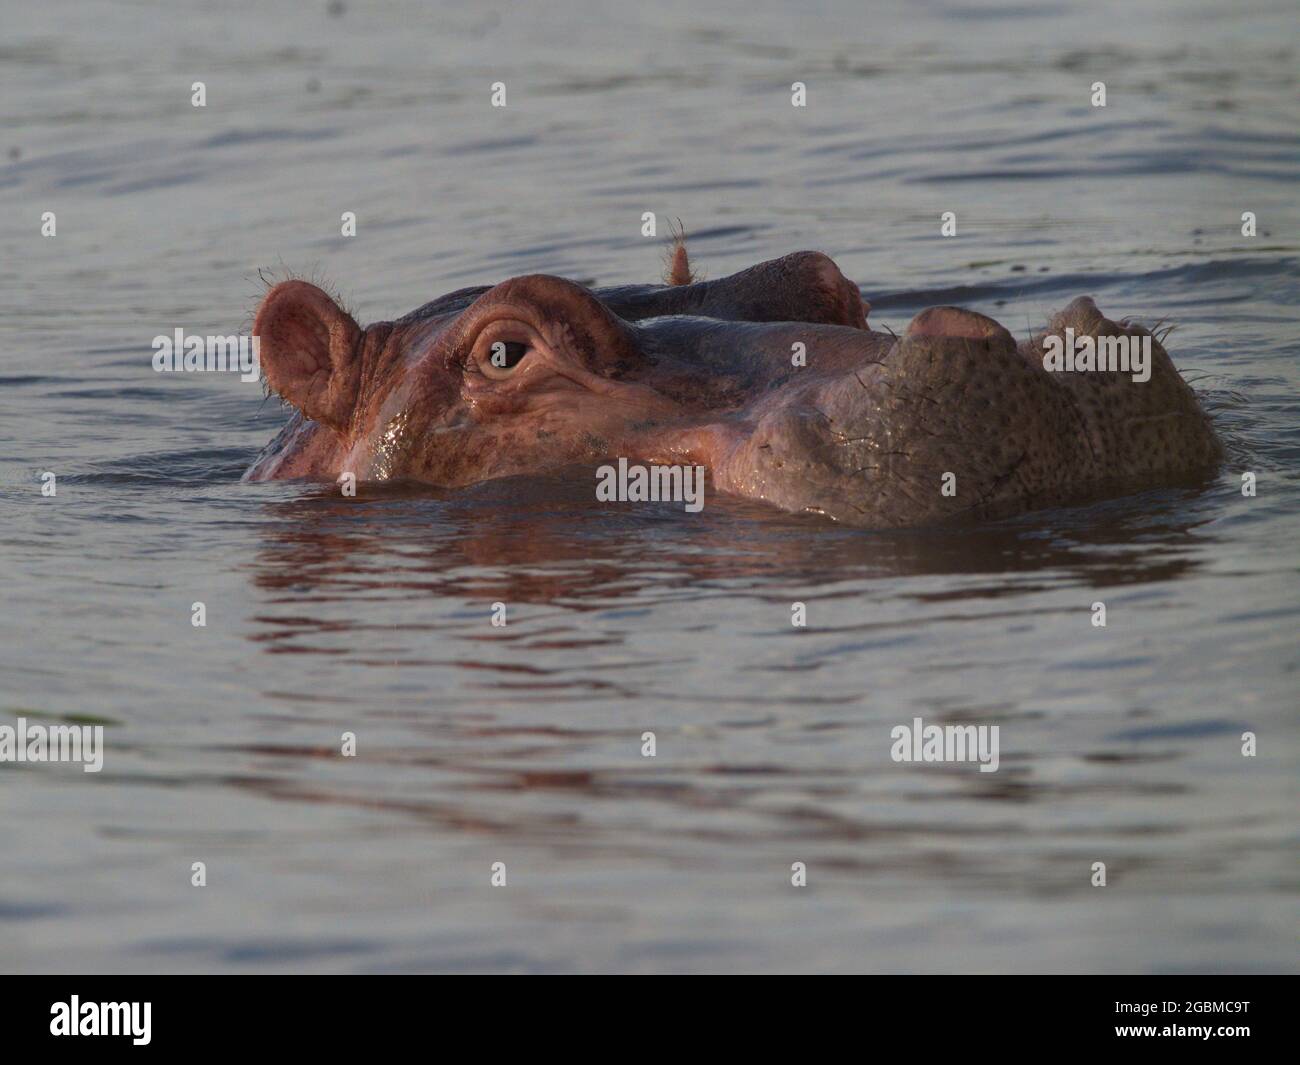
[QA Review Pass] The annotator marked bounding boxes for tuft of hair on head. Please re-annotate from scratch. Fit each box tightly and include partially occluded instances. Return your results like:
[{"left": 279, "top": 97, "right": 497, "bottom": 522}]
[{"left": 662, "top": 219, "right": 695, "bottom": 286}]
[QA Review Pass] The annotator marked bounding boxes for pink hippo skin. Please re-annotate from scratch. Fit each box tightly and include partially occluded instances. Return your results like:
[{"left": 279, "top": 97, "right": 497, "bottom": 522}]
[{"left": 243, "top": 246, "right": 1221, "bottom": 527}]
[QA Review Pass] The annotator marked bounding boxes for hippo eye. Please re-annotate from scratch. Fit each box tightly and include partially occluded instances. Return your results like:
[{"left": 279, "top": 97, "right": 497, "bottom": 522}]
[
  {"left": 490, "top": 341, "right": 529, "bottom": 369},
  {"left": 477, "top": 335, "right": 534, "bottom": 379},
  {"left": 470, "top": 318, "right": 548, "bottom": 381}
]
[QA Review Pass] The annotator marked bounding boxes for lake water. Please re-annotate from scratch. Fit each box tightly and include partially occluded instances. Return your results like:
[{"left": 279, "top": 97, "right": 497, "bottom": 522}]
[{"left": 1, "top": 0, "right": 1296, "bottom": 973}]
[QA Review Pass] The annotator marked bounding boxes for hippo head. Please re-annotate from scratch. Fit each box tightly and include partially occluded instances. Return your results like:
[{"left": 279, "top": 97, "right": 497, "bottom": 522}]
[{"left": 245, "top": 247, "right": 1220, "bottom": 526}]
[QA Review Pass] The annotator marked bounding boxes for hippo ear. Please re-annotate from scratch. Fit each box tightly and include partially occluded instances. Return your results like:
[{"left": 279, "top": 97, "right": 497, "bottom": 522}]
[{"left": 254, "top": 281, "right": 362, "bottom": 431}]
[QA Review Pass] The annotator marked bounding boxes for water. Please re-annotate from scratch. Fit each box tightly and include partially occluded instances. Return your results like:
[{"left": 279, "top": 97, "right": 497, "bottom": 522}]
[{"left": 1, "top": 0, "right": 1296, "bottom": 973}]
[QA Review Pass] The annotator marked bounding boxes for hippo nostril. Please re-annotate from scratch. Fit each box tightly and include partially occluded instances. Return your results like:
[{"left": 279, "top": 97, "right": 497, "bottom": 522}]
[{"left": 905, "top": 307, "right": 1015, "bottom": 350}]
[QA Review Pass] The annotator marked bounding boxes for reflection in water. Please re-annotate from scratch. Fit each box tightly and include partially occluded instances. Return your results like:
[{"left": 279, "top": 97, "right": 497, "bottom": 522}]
[
  {"left": 222, "top": 470, "right": 1242, "bottom": 881},
  {"left": 244, "top": 470, "right": 1219, "bottom": 628}
]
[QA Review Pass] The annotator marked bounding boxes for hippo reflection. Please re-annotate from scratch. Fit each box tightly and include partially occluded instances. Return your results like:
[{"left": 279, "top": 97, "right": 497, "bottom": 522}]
[{"left": 244, "top": 243, "right": 1220, "bottom": 526}]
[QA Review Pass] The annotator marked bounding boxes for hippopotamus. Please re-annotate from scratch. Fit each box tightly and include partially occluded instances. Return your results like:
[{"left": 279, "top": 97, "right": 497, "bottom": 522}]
[{"left": 243, "top": 242, "right": 1221, "bottom": 526}]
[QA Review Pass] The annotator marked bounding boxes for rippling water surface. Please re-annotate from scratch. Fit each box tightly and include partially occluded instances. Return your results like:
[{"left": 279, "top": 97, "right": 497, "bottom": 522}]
[{"left": 1, "top": 0, "right": 1296, "bottom": 972}]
